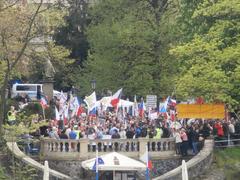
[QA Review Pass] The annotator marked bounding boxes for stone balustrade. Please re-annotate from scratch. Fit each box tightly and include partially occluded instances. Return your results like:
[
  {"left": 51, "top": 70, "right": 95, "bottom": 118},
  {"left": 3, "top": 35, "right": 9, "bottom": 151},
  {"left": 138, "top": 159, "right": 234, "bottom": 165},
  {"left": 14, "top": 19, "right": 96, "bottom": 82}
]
[{"left": 40, "top": 137, "right": 176, "bottom": 161}]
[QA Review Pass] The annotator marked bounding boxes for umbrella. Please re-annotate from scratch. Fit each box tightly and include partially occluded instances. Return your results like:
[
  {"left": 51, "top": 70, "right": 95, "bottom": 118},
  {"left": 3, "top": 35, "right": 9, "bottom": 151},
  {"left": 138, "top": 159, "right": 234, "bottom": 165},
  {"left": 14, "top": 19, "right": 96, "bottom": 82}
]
[{"left": 170, "top": 121, "right": 182, "bottom": 129}]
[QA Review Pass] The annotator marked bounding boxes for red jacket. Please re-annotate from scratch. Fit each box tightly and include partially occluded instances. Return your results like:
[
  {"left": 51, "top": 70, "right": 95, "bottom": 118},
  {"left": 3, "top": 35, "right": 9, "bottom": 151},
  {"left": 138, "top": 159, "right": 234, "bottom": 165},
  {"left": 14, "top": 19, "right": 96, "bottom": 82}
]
[{"left": 215, "top": 123, "right": 224, "bottom": 137}]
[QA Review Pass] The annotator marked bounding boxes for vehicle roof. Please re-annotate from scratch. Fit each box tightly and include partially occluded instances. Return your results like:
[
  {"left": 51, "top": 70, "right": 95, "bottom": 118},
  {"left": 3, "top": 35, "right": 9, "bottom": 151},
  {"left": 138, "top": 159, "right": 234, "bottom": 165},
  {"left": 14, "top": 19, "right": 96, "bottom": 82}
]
[{"left": 13, "top": 83, "right": 42, "bottom": 86}]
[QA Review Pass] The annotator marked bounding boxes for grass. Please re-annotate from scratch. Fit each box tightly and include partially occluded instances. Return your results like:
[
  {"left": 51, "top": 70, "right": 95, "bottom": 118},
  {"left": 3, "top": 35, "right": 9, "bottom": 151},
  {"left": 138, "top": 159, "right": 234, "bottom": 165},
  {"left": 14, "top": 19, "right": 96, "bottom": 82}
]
[{"left": 214, "top": 147, "right": 240, "bottom": 180}]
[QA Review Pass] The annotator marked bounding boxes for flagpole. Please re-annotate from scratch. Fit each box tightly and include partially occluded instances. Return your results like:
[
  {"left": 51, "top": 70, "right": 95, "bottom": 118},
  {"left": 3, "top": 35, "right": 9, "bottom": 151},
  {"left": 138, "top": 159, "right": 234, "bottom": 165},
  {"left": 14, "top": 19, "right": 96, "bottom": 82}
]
[
  {"left": 146, "top": 145, "right": 150, "bottom": 180},
  {"left": 42, "top": 106, "right": 46, "bottom": 120},
  {"left": 96, "top": 148, "right": 99, "bottom": 180}
]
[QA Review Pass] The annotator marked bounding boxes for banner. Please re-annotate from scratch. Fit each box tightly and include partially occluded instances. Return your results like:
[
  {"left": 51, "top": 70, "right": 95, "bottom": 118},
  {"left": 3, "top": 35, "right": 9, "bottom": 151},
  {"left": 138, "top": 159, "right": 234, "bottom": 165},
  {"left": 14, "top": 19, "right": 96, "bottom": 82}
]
[{"left": 176, "top": 104, "right": 225, "bottom": 119}]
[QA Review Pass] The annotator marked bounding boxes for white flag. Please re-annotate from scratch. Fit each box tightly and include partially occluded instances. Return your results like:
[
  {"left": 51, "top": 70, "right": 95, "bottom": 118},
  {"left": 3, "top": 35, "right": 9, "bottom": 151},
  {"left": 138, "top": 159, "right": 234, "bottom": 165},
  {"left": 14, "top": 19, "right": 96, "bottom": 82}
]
[{"left": 84, "top": 91, "right": 97, "bottom": 113}]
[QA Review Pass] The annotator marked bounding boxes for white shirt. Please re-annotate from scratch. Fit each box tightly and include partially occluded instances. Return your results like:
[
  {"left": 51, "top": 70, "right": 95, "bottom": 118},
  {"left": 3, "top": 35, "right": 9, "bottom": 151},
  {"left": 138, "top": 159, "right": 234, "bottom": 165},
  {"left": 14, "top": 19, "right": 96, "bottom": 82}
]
[
  {"left": 229, "top": 124, "right": 235, "bottom": 134},
  {"left": 174, "top": 132, "right": 182, "bottom": 143}
]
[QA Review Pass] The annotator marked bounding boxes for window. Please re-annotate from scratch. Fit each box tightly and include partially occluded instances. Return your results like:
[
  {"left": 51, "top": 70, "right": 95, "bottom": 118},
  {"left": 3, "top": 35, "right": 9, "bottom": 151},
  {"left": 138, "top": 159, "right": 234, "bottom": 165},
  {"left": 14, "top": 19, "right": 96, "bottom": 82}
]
[{"left": 16, "top": 85, "right": 36, "bottom": 91}]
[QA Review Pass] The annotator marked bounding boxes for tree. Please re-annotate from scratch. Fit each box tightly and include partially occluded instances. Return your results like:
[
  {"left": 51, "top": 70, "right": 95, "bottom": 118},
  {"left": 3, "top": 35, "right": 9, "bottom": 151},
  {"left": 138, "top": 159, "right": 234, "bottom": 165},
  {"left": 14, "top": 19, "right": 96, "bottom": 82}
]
[
  {"left": 0, "top": 1, "right": 44, "bottom": 132},
  {"left": 53, "top": 0, "right": 90, "bottom": 65},
  {"left": 76, "top": 0, "right": 180, "bottom": 97},
  {"left": 171, "top": 0, "right": 240, "bottom": 108}
]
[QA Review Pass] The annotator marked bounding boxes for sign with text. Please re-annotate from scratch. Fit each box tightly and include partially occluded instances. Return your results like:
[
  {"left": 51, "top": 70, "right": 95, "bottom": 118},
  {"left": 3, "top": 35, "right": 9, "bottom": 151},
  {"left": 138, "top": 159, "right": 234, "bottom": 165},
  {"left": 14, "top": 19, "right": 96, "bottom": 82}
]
[
  {"left": 146, "top": 95, "right": 157, "bottom": 109},
  {"left": 176, "top": 104, "right": 225, "bottom": 119}
]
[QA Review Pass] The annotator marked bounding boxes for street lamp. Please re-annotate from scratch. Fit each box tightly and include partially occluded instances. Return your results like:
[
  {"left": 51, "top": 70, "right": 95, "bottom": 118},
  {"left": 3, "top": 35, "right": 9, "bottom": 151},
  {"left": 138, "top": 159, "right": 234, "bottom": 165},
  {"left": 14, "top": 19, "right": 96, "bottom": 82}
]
[{"left": 91, "top": 79, "right": 96, "bottom": 90}]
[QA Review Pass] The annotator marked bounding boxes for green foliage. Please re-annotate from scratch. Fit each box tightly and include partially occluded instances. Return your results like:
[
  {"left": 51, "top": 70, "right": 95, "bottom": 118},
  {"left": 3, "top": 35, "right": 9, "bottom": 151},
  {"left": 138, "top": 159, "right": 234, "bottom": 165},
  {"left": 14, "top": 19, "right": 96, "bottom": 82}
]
[
  {"left": 214, "top": 148, "right": 240, "bottom": 180},
  {"left": 171, "top": 0, "right": 240, "bottom": 108},
  {"left": 53, "top": 0, "right": 90, "bottom": 64},
  {"left": 75, "top": 0, "right": 180, "bottom": 97},
  {"left": 10, "top": 161, "right": 38, "bottom": 180},
  {"left": 0, "top": 166, "right": 7, "bottom": 180},
  {"left": 28, "top": 42, "right": 74, "bottom": 90}
]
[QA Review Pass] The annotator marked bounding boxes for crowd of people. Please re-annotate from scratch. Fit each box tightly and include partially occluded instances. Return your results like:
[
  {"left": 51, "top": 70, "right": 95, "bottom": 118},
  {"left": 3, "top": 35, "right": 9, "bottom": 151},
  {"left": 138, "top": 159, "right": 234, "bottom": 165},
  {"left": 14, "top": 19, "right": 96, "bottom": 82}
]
[
  {"left": 40, "top": 110, "right": 240, "bottom": 156},
  {"left": 8, "top": 92, "right": 240, "bottom": 157}
]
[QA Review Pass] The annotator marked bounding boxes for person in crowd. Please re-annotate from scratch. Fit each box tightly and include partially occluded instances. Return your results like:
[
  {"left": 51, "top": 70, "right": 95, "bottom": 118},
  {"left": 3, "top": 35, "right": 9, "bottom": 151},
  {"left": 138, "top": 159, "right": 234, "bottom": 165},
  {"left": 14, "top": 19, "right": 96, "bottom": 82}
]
[
  {"left": 7, "top": 106, "right": 17, "bottom": 125},
  {"left": 59, "top": 129, "right": 68, "bottom": 139},
  {"left": 126, "top": 127, "right": 135, "bottom": 139},
  {"left": 119, "top": 127, "right": 126, "bottom": 139},
  {"left": 59, "top": 129, "right": 69, "bottom": 152},
  {"left": 135, "top": 125, "right": 142, "bottom": 138},
  {"left": 112, "top": 129, "right": 120, "bottom": 151},
  {"left": 48, "top": 127, "right": 60, "bottom": 139},
  {"left": 153, "top": 126, "right": 163, "bottom": 140},
  {"left": 189, "top": 125, "right": 199, "bottom": 155},
  {"left": 228, "top": 121, "right": 235, "bottom": 137},
  {"left": 214, "top": 121, "right": 224, "bottom": 138},
  {"left": 200, "top": 123, "right": 212, "bottom": 139},
  {"left": 173, "top": 129, "right": 182, "bottom": 155},
  {"left": 69, "top": 127, "right": 77, "bottom": 140},
  {"left": 180, "top": 128, "right": 188, "bottom": 156}
]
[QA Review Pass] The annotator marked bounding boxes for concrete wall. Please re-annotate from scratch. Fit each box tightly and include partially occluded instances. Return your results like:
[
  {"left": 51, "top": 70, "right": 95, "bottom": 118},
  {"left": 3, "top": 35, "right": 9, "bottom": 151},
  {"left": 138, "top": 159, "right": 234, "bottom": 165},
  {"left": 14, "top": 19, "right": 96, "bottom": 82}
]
[
  {"left": 153, "top": 139, "right": 214, "bottom": 180},
  {"left": 152, "top": 158, "right": 182, "bottom": 178}
]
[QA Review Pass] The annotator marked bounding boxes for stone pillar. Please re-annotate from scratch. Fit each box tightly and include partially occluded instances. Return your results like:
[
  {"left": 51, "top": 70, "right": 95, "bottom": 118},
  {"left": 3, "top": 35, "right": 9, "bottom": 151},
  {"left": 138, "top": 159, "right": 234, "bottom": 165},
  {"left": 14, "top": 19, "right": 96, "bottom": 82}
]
[
  {"left": 41, "top": 79, "right": 54, "bottom": 99},
  {"left": 138, "top": 138, "right": 149, "bottom": 158},
  {"left": 79, "top": 139, "right": 89, "bottom": 160},
  {"left": 40, "top": 137, "right": 45, "bottom": 160}
]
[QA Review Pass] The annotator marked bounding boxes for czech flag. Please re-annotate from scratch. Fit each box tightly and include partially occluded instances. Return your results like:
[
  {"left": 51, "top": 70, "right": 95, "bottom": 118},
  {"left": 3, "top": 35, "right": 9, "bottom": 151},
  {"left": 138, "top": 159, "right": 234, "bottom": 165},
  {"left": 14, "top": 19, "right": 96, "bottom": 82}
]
[
  {"left": 159, "top": 96, "right": 170, "bottom": 113},
  {"left": 40, "top": 96, "right": 48, "bottom": 109},
  {"left": 89, "top": 107, "right": 97, "bottom": 117},
  {"left": 139, "top": 101, "right": 145, "bottom": 118}
]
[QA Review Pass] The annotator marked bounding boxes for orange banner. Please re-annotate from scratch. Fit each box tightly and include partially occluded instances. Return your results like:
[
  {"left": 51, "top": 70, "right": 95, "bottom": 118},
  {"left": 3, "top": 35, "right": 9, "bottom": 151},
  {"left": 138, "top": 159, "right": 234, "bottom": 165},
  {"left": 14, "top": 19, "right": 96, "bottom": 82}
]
[{"left": 176, "top": 104, "right": 225, "bottom": 119}]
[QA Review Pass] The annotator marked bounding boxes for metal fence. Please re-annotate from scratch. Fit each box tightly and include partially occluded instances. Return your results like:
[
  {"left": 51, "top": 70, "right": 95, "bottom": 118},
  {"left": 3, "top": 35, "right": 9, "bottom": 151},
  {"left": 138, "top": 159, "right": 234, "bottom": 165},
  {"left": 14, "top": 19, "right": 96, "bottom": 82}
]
[{"left": 214, "top": 134, "right": 240, "bottom": 148}]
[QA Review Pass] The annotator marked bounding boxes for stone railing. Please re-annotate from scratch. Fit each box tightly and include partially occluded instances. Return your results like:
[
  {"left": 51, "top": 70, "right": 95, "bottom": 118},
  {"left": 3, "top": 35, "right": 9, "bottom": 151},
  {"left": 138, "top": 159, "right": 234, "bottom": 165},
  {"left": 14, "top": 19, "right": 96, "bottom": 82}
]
[
  {"left": 6, "top": 141, "right": 72, "bottom": 179},
  {"left": 153, "top": 139, "right": 214, "bottom": 180},
  {"left": 40, "top": 137, "right": 176, "bottom": 161}
]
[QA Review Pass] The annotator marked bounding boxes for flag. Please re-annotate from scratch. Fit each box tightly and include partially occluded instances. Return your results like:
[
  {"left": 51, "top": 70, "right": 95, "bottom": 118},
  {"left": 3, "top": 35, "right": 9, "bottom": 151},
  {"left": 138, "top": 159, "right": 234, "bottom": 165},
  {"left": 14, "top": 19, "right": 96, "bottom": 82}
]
[
  {"left": 91, "top": 157, "right": 105, "bottom": 171},
  {"left": 149, "top": 112, "right": 158, "bottom": 120},
  {"left": 63, "top": 105, "right": 69, "bottom": 125},
  {"left": 55, "top": 106, "right": 60, "bottom": 121},
  {"left": 140, "top": 149, "right": 153, "bottom": 170},
  {"left": 84, "top": 92, "right": 97, "bottom": 113},
  {"left": 133, "top": 95, "right": 139, "bottom": 117},
  {"left": 139, "top": 100, "right": 146, "bottom": 118},
  {"left": 140, "top": 145, "right": 152, "bottom": 180},
  {"left": 70, "top": 97, "right": 79, "bottom": 110},
  {"left": 169, "top": 98, "right": 177, "bottom": 107},
  {"left": 89, "top": 107, "right": 97, "bottom": 117},
  {"left": 70, "top": 97, "right": 82, "bottom": 117},
  {"left": 159, "top": 96, "right": 170, "bottom": 113},
  {"left": 59, "top": 91, "right": 67, "bottom": 105},
  {"left": 40, "top": 96, "right": 48, "bottom": 109},
  {"left": 76, "top": 106, "right": 84, "bottom": 117},
  {"left": 92, "top": 149, "right": 104, "bottom": 180},
  {"left": 170, "top": 109, "right": 175, "bottom": 121},
  {"left": 110, "top": 88, "right": 122, "bottom": 108},
  {"left": 196, "top": 97, "right": 204, "bottom": 104}
]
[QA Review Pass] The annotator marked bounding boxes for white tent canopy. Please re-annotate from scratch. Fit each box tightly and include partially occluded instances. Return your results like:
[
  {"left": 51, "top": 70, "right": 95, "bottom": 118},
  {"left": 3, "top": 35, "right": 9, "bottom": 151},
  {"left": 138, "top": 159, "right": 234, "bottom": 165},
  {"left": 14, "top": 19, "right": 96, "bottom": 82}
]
[
  {"left": 95, "top": 97, "right": 134, "bottom": 110},
  {"left": 118, "top": 99, "right": 134, "bottom": 108},
  {"left": 81, "top": 152, "right": 146, "bottom": 171}
]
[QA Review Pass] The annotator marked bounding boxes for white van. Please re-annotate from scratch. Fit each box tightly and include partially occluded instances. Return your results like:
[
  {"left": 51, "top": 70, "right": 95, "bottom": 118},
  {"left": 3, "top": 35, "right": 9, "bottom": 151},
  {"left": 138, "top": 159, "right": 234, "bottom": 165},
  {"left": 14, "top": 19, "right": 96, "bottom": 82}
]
[{"left": 11, "top": 84, "right": 43, "bottom": 100}]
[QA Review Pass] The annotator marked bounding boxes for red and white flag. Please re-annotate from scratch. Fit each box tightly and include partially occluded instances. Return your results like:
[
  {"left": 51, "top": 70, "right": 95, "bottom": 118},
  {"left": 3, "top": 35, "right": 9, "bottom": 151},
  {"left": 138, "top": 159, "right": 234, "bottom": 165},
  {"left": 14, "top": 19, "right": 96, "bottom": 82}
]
[
  {"left": 110, "top": 88, "right": 122, "bottom": 108},
  {"left": 170, "top": 109, "right": 176, "bottom": 121}
]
